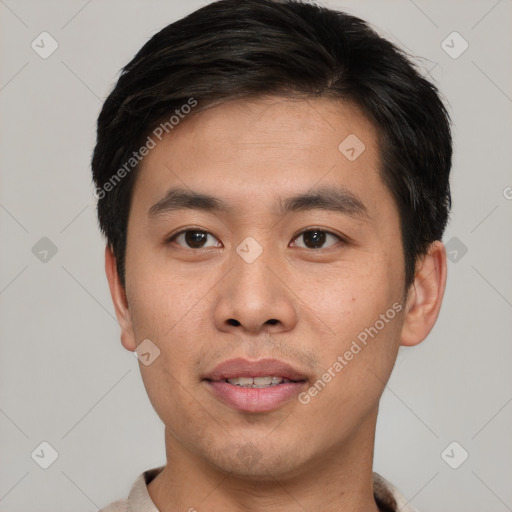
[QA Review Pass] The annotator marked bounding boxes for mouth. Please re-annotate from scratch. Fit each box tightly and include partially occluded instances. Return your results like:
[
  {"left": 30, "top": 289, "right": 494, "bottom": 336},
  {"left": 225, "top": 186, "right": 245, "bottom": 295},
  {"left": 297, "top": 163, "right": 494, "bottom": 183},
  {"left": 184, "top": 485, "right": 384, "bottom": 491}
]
[
  {"left": 202, "top": 358, "right": 309, "bottom": 413},
  {"left": 221, "top": 376, "right": 298, "bottom": 388}
]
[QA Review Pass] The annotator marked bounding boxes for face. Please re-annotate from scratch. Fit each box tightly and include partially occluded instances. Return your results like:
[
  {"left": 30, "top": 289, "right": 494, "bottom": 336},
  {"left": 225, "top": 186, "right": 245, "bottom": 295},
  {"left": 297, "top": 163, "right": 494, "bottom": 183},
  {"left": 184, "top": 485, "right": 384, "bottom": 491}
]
[{"left": 114, "top": 96, "right": 413, "bottom": 478}]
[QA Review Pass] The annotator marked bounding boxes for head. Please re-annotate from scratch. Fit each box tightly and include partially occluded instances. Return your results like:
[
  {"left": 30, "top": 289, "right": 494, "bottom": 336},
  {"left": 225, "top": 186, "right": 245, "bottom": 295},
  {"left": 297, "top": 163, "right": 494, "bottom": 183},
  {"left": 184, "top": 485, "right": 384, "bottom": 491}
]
[{"left": 92, "top": 0, "right": 451, "bottom": 479}]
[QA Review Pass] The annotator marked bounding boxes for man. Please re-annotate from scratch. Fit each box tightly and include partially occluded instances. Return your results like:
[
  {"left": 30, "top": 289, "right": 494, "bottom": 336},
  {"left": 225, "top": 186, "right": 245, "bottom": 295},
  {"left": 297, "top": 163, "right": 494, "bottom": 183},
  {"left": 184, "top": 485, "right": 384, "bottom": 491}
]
[{"left": 92, "top": 0, "right": 451, "bottom": 510}]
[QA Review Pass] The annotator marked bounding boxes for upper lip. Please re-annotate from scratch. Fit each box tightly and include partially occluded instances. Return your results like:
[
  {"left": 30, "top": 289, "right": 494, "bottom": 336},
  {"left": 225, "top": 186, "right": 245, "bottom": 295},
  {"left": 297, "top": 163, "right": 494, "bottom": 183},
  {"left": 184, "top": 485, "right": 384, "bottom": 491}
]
[{"left": 203, "top": 358, "right": 308, "bottom": 382}]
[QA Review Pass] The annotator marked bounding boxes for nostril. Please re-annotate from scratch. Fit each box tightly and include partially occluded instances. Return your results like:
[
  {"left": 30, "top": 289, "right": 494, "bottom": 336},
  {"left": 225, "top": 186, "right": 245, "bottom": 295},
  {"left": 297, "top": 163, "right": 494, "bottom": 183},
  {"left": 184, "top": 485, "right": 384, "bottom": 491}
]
[{"left": 226, "top": 318, "right": 278, "bottom": 327}]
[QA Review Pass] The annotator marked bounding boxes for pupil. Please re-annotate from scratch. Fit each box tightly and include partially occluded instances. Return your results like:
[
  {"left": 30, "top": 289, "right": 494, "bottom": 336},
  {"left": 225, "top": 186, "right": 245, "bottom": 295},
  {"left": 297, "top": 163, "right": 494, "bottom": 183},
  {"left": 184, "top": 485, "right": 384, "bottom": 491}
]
[
  {"left": 304, "top": 230, "right": 325, "bottom": 248},
  {"left": 186, "top": 231, "right": 206, "bottom": 248}
]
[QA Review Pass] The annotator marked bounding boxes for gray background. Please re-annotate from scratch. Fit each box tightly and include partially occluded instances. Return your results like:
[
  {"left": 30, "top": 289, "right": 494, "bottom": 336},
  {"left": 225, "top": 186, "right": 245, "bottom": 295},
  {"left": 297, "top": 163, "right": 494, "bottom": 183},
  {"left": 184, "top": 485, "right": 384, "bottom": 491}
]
[{"left": 1, "top": 0, "right": 511, "bottom": 510}]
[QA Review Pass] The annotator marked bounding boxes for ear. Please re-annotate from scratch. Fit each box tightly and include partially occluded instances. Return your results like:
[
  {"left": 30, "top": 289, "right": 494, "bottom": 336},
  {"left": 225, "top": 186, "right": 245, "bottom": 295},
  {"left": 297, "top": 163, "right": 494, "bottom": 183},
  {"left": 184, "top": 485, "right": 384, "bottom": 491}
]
[
  {"left": 105, "top": 244, "right": 136, "bottom": 352},
  {"left": 400, "top": 240, "right": 447, "bottom": 347}
]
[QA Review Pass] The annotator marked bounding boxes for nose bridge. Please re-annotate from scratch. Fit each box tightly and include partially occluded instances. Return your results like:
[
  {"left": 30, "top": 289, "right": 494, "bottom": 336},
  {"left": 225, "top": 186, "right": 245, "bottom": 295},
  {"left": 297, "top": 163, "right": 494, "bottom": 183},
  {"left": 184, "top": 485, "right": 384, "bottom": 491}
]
[
  {"left": 230, "top": 237, "right": 279, "bottom": 301},
  {"left": 236, "top": 233, "right": 268, "bottom": 268},
  {"left": 213, "top": 236, "right": 297, "bottom": 333}
]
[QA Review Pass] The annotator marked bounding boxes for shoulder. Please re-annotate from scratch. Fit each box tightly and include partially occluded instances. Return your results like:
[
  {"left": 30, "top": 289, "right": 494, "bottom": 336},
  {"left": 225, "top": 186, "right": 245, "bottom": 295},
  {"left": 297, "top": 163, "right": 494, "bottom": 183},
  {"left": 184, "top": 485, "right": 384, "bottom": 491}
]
[
  {"left": 98, "top": 498, "right": 128, "bottom": 512},
  {"left": 98, "top": 466, "right": 165, "bottom": 512}
]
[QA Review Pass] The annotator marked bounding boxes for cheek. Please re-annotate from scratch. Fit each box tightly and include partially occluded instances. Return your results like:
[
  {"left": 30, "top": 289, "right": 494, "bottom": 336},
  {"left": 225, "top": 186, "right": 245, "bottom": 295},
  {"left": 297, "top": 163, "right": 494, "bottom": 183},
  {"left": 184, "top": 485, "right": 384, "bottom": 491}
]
[
  {"left": 298, "top": 306, "right": 404, "bottom": 436},
  {"left": 139, "top": 359, "right": 207, "bottom": 440},
  {"left": 296, "top": 256, "right": 400, "bottom": 334},
  {"left": 298, "top": 256, "right": 404, "bottom": 392},
  {"left": 126, "top": 258, "right": 206, "bottom": 341},
  {"left": 126, "top": 279, "right": 210, "bottom": 425}
]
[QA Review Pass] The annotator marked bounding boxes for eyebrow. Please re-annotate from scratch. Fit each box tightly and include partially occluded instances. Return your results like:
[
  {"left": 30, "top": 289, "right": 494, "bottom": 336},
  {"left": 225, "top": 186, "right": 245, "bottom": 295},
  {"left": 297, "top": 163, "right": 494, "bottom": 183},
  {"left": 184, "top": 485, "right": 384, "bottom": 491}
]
[{"left": 148, "top": 186, "right": 369, "bottom": 220}]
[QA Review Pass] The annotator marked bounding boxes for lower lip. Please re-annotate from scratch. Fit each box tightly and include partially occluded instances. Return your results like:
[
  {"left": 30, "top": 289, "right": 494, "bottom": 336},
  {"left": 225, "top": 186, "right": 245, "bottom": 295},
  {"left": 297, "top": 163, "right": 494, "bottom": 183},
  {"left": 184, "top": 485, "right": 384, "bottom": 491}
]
[{"left": 205, "top": 380, "right": 306, "bottom": 413}]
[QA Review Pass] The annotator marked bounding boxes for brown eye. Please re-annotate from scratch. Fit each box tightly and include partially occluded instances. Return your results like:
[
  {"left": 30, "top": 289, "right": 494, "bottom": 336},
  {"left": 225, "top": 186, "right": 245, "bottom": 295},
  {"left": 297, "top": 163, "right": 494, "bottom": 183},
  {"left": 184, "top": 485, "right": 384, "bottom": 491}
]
[
  {"left": 292, "top": 229, "right": 341, "bottom": 249},
  {"left": 171, "top": 230, "right": 221, "bottom": 249}
]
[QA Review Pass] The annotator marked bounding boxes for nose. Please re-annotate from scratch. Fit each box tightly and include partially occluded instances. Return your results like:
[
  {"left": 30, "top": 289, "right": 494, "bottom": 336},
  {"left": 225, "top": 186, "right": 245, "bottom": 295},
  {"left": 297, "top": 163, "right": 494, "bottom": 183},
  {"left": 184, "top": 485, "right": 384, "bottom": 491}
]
[{"left": 213, "top": 249, "right": 298, "bottom": 335}]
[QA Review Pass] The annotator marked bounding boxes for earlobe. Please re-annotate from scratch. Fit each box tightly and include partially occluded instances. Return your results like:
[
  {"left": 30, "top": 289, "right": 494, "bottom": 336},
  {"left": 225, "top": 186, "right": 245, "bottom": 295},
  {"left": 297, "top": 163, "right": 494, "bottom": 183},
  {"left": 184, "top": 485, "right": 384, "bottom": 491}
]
[
  {"left": 400, "top": 241, "right": 447, "bottom": 347},
  {"left": 104, "top": 245, "right": 137, "bottom": 352}
]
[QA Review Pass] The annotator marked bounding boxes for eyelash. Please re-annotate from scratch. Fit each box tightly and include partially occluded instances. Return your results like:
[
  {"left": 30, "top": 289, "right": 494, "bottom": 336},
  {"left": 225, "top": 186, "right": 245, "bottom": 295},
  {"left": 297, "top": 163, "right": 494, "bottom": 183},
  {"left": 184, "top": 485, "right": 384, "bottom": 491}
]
[{"left": 166, "top": 227, "right": 348, "bottom": 250}]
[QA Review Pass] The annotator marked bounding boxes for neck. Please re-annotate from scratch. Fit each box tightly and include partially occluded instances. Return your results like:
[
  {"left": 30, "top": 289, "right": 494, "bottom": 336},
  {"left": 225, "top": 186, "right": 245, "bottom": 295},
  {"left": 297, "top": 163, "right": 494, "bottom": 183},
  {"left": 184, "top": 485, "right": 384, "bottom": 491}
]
[{"left": 148, "top": 408, "right": 381, "bottom": 512}]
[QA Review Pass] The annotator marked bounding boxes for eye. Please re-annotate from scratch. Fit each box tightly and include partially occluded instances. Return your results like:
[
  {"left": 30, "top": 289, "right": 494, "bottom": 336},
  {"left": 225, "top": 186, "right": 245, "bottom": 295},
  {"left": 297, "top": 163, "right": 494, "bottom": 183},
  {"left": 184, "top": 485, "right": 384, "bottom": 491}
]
[
  {"left": 168, "top": 228, "right": 344, "bottom": 250},
  {"left": 169, "top": 229, "right": 222, "bottom": 249},
  {"left": 290, "top": 229, "right": 343, "bottom": 249}
]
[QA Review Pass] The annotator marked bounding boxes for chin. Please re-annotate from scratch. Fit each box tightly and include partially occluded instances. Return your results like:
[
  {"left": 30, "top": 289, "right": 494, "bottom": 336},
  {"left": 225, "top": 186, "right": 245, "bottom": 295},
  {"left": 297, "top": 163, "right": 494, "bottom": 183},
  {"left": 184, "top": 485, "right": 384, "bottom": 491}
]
[{"left": 205, "top": 440, "right": 307, "bottom": 481}]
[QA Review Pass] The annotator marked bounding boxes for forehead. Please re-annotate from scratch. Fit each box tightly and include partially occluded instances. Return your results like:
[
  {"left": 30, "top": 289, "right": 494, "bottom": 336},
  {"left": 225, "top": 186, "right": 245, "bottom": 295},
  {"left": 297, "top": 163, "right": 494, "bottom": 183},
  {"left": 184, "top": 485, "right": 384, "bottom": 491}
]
[
  {"left": 130, "top": 96, "right": 394, "bottom": 223},
  {"left": 156, "top": 96, "right": 378, "bottom": 167}
]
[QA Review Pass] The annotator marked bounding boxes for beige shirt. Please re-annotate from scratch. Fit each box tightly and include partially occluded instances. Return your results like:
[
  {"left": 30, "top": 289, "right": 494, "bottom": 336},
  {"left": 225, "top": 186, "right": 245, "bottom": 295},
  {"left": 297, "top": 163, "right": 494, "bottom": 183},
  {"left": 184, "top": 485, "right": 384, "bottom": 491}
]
[{"left": 100, "top": 466, "right": 419, "bottom": 512}]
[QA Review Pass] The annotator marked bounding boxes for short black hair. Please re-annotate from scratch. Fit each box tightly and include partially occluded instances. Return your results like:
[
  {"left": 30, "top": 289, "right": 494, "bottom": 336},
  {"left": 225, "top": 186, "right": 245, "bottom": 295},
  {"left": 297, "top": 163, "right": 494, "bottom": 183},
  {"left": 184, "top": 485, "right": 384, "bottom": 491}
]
[{"left": 91, "top": 0, "right": 452, "bottom": 290}]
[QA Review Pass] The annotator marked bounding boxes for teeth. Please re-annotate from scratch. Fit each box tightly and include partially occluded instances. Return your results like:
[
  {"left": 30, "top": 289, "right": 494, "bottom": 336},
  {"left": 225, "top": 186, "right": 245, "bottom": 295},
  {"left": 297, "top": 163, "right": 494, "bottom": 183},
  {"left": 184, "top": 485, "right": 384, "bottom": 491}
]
[
  {"left": 226, "top": 376, "right": 290, "bottom": 387},
  {"left": 254, "top": 377, "right": 272, "bottom": 386},
  {"left": 236, "top": 377, "right": 254, "bottom": 386}
]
